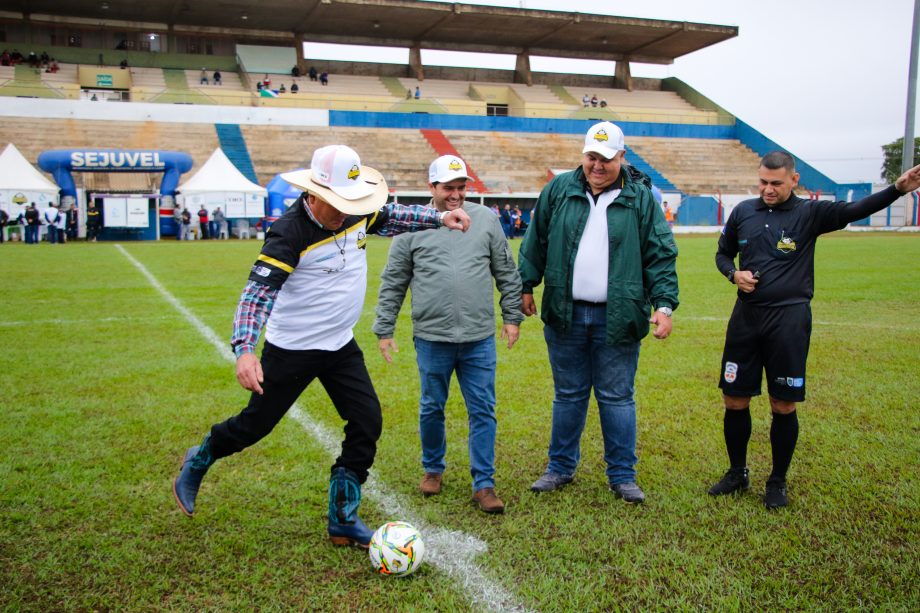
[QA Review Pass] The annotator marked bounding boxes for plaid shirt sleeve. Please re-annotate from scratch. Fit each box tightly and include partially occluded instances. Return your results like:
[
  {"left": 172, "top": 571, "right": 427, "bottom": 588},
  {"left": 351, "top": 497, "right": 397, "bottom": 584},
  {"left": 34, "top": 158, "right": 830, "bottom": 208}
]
[
  {"left": 370, "top": 203, "right": 441, "bottom": 236},
  {"left": 231, "top": 280, "right": 279, "bottom": 358}
]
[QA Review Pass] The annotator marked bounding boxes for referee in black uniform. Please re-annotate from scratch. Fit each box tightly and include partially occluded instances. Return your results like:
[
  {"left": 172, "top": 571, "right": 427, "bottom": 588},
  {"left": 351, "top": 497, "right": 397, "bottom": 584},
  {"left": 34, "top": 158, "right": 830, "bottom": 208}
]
[{"left": 710, "top": 151, "right": 920, "bottom": 509}]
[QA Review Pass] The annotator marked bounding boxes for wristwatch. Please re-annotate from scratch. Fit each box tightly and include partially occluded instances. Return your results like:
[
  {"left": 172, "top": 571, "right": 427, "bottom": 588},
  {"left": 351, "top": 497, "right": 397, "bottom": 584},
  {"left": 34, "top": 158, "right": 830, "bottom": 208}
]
[
  {"left": 656, "top": 306, "right": 673, "bottom": 317},
  {"left": 438, "top": 210, "right": 449, "bottom": 225},
  {"left": 727, "top": 269, "right": 736, "bottom": 283}
]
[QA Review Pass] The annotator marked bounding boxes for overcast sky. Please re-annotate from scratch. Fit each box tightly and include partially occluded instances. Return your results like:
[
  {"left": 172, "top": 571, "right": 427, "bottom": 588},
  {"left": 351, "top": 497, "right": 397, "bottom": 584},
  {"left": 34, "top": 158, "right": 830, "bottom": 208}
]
[{"left": 306, "top": 0, "right": 918, "bottom": 184}]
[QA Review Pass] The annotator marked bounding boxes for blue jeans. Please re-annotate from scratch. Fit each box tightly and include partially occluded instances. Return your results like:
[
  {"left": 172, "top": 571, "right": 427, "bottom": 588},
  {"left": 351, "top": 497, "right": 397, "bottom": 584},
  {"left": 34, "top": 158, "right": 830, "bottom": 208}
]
[
  {"left": 414, "top": 336, "right": 497, "bottom": 492},
  {"left": 544, "top": 303, "right": 641, "bottom": 485}
]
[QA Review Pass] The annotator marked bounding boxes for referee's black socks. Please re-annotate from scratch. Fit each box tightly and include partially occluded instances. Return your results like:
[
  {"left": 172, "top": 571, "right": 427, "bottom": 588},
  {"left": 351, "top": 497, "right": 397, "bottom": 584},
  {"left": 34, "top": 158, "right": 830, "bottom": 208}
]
[
  {"left": 769, "top": 411, "right": 799, "bottom": 483},
  {"left": 723, "top": 408, "right": 752, "bottom": 469}
]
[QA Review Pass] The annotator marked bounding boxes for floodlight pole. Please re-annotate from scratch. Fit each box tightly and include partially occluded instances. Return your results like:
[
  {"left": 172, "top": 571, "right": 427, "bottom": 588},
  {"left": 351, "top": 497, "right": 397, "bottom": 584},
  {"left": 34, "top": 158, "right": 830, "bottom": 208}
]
[{"left": 903, "top": 0, "right": 920, "bottom": 171}]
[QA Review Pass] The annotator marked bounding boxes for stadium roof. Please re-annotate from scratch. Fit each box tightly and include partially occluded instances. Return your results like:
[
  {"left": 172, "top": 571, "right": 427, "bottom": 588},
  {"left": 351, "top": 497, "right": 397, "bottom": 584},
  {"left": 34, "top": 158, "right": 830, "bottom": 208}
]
[{"left": 18, "top": 0, "right": 738, "bottom": 65}]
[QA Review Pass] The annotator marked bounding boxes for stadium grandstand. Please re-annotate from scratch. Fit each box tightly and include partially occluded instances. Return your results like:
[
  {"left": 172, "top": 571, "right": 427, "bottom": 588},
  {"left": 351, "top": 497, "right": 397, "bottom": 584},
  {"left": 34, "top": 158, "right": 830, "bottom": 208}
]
[{"left": 0, "top": 0, "right": 911, "bottom": 241}]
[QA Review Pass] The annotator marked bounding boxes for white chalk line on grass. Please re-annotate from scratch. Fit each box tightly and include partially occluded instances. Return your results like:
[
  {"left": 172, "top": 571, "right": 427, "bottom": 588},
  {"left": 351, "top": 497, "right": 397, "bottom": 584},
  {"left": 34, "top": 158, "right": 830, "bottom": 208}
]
[
  {"left": 0, "top": 315, "right": 175, "bottom": 327},
  {"left": 115, "top": 244, "right": 532, "bottom": 613}
]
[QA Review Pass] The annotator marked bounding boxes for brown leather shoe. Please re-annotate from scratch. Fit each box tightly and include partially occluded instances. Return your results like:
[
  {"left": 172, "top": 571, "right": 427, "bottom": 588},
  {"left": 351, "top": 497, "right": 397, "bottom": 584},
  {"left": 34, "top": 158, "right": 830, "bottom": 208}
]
[
  {"left": 472, "top": 487, "right": 505, "bottom": 514},
  {"left": 419, "top": 472, "right": 442, "bottom": 496}
]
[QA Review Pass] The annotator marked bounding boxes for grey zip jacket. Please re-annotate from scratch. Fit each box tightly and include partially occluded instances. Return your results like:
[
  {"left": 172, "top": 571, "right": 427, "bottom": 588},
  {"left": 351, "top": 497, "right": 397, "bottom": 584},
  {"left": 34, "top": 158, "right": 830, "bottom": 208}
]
[{"left": 373, "top": 201, "right": 523, "bottom": 343}]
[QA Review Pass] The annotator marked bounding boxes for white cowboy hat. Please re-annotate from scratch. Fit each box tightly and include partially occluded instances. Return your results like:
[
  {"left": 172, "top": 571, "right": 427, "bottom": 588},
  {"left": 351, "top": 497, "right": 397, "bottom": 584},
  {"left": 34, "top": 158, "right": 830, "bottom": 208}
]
[{"left": 281, "top": 145, "right": 388, "bottom": 215}]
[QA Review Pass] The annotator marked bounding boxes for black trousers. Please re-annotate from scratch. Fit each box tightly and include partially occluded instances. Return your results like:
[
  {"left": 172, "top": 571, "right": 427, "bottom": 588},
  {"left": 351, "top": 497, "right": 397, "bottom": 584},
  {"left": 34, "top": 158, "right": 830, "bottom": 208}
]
[{"left": 209, "top": 339, "right": 383, "bottom": 483}]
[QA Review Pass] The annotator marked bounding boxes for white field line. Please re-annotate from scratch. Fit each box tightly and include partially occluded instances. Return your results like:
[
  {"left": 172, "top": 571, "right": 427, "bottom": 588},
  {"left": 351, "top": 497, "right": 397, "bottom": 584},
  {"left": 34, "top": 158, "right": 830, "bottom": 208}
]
[
  {"left": 115, "top": 244, "right": 532, "bottom": 613},
  {"left": 0, "top": 315, "right": 175, "bottom": 327}
]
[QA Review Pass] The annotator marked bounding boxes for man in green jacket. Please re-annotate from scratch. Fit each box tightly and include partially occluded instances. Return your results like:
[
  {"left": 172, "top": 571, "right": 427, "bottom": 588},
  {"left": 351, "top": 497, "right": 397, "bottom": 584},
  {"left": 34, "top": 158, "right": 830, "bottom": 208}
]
[
  {"left": 519, "top": 121, "right": 679, "bottom": 503},
  {"left": 373, "top": 155, "right": 523, "bottom": 513}
]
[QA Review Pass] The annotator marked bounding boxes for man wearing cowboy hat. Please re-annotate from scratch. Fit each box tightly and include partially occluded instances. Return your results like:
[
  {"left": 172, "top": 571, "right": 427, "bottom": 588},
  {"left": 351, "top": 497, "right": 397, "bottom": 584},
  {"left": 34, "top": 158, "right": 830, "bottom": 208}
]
[{"left": 172, "top": 145, "right": 471, "bottom": 548}]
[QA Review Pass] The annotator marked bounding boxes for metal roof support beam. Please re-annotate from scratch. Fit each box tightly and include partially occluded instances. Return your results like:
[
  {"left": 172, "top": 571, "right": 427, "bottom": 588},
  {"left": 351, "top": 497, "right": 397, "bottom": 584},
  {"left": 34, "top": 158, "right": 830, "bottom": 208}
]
[
  {"left": 515, "top": 51, "right": 532, "bottom": 86},
  {"left": 614, "top": 58, "right": 632, "bottom": 91},
  {"left": 409, "top": 44, "right": 424, "bottom": 81}
]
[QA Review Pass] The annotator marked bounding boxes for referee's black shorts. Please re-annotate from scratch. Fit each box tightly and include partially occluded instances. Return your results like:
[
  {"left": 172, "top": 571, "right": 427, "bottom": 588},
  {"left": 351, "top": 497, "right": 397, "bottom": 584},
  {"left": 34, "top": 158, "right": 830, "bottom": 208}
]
[{"left": 718, "top": 300, "right": 812, "bottom": 402}]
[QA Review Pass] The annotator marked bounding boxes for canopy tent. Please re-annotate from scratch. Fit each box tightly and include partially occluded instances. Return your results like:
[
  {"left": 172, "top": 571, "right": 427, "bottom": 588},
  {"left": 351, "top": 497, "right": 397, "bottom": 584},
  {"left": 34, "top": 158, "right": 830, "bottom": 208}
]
[
  {"left": 0, "top": 143, "right": 60, "bottom": 218},
  {"left": 176, "top": 148, "right": 267, "bottom": 219}
]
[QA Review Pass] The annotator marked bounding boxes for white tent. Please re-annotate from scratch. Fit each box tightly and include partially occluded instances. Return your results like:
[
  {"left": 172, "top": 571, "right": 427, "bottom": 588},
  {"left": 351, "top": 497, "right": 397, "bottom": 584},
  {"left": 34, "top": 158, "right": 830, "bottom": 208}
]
[
  {"left": 177, "top": 148, "right": 267, "bottom": 219},
  {"left": 0, "top": 143, "right": 59, "bottom": 218}
]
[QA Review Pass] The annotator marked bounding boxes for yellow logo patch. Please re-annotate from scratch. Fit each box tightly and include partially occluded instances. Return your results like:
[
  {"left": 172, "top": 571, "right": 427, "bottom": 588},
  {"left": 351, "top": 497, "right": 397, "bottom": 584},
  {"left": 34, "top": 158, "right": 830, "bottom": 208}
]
[
  {"left": 347, "top": 165, "right": 360, "bottom": 181},
  {"left": 448, "top": 160, "right": 462, "bottom": 171},
  {"left": 594, "top": 129, "right": 608, "bottom": 142},
  {"left": 776, "top": 232, "right": 797, "bottom": 253},
  {"left": 11, "top": 192, "right": 27, "bottom": 205}
]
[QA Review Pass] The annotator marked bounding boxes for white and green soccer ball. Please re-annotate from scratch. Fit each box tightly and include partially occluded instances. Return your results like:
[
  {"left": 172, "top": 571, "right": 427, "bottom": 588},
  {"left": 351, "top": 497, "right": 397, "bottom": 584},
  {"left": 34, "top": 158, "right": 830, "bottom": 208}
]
[{"left": 368, "top": 521, "right": 425, "bottom": 576}]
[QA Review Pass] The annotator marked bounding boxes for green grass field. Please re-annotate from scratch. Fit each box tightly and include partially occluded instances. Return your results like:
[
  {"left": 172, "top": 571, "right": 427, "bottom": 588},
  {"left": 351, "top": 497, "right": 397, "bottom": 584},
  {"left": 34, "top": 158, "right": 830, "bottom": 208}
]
[{"left": 1, "top": 233, "right": 918, "bottom": 611}]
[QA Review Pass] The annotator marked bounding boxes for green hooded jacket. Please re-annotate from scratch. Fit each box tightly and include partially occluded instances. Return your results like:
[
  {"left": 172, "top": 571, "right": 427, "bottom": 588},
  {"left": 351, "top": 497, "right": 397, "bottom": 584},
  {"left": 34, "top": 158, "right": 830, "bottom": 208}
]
[{"left": 518, "top": 165, "right": 679, "bottom": 345}]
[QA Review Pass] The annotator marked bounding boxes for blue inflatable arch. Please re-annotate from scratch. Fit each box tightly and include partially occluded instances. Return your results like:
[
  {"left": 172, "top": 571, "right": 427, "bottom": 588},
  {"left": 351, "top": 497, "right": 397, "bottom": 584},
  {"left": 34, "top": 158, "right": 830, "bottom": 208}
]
[{"left": 37, "top": 149, "right": 193, "bottom": 204}]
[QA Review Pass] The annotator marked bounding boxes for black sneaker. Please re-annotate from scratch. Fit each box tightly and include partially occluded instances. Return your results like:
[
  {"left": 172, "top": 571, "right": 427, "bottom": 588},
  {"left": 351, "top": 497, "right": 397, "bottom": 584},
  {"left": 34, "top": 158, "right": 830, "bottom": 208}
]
[
  {"left": 764, "top": 480, "right": 788, "bottom": 509},
  {"left": 708, "top": 467, "right": 749, "bottom": 496}
]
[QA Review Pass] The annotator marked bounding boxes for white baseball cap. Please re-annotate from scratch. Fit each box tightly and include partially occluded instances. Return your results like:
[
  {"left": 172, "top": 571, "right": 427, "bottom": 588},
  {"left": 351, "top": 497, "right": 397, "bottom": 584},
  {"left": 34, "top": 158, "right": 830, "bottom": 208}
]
[
  {"left": 428, "top": 155, "right": 471, "bottom": 184},
  {"left": 280, "top": 145, "right": 388, "bottom": 215},
  {"left": 582, "top": 121, "right": 625, "bottom": 160}
]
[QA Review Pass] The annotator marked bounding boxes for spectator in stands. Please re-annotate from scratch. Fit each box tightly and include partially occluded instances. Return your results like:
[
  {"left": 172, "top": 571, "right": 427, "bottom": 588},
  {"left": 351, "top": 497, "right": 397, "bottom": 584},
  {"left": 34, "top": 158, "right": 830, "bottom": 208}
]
[
  {"left": 291, "top": 65, "right": 301, "bottom": 77},
  {"left": 320, "top": 71, "right": 328, "bottom": 86},
  {"left": 373, "top": 154, "right": 522, "bottom": 514},
  {"left": 490, "top": 203, "right": 500, "bottom": 217},
  {"left": 40, "top": 51, "right": 50, "bottom": 67},
  {"left": 90, "top": 93, "right": 98, "bottom": 101},
  {"left": 708, "top": 153, "right": 920, "bottom": 510},
  {"left": 197, "top": 205, "right": 209, "bottom": 240},
  {"left": 309, "top": 66, "right": 318, "bottom": 81},
  {"left": 256, "top": 81, "right": 262, "bottom": 91},
  {"left": 664, "top": 203, "right": 675, "bottom": 227},
  {"left": 582, "top": 93, "right": 590, "bottom": 107},
  {"left": 0, "top": 208, "right": 8, "bottom": 243},
  {"left": 212, "top": 206, "right": 227, "bottom": 239},
  {"left": 67, "top": 205, "right": 79, "bottom": 241},
  {"left": 213, "top": 70, "right": 222, "bottom": 85},
  {"left": 499, "top": 204, "right": 513, "bottom": 238},
  {"left": 28, "top": 51, "right": 38, "bottom": 68},
  {"left": 86, "top": 201, "right": 102, "bottom": 242},
  {"left": 170, "top": 144, "right": 472, "bottom": 547},
  {"left": 200, "top": 69, "right": 209, "bottom": 85},
  {"left": 1, "top": 50, "right": 10, "bottom": 66},
  {"left": 262, "top": 74, "right": 272, "bottom": 88},
  {"left": 291, "top": 82, "right": 299, "bottom": 94},
  {"left": 415, "top": 86, "right": 421, "bottom": 99},
  {"left": 11, "top": 49, "right": 23, "bottom": 64},
  {"left": 46, "top": 59, "right": 60, "bottom": 73},
  {"left": 591, "top": 94, "right": 598, "bottom": 107},
  {"left": 172, "top": 206, "right": 183, "bottom": 240},
  {"left": 600, "top": 98, "right": 607, "bottom": 108},
  {"left": 510, "top": 206, "right": 520, "bottom": 238},
  {"left": 519, "top": 121, "right": 678, "bottom": 504},
  {"left": 180, "top": 207, "right": 191, "bottom": 240},
  {"left": 279, "top": 83, "right": 286, "bottom": 94},
  {"left": 119, "top": 59, "right": 128, "bottom": 70},
  {"left": 44, "top": 204, "right": 62, "bottom": 244},
  {"left": 23, "top": 203, "right": 41, "bottom": 244},
  {"left": 513, "top": 206, "right": 525, "bottom": 237},
  {"left": 406, "top": 89, "right": 412, "bottom": 99}
]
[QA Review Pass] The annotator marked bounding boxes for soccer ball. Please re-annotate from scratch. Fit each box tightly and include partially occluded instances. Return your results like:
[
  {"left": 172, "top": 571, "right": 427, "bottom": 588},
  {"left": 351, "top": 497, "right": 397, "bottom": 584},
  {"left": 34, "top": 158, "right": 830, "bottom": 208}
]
[{"left": 368, "top": 521, "right": 425, "bottom": 576}]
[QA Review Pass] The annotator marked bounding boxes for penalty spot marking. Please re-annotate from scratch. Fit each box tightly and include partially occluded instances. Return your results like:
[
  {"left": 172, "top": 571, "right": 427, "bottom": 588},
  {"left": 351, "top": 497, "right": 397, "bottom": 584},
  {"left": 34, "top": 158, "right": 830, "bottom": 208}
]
[{"left": 115, "top": 244, "right": 532, "bottom": 613}]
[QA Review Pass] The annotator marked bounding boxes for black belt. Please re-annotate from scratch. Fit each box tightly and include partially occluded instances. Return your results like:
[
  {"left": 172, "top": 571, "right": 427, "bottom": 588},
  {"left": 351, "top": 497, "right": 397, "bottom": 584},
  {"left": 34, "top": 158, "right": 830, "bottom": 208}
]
[{"left": 574, "top": 300, "right": 606, "bottom": 307}]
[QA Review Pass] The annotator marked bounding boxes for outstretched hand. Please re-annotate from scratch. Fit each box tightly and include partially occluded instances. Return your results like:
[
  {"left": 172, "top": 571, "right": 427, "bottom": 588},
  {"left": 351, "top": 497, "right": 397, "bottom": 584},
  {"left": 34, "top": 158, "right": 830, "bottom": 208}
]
[
  {"left": 442, "top": 208, "right": 471, "bottom": 232},
  {"left": 895, "top": 163, "right": 920, "bottom": 194}
]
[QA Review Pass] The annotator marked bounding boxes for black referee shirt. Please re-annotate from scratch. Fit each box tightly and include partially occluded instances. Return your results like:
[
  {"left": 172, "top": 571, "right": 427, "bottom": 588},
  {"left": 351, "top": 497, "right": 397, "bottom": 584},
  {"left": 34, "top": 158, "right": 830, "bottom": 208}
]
[{"left": 716, "top": 185, "right": 904, "bottom": 307}]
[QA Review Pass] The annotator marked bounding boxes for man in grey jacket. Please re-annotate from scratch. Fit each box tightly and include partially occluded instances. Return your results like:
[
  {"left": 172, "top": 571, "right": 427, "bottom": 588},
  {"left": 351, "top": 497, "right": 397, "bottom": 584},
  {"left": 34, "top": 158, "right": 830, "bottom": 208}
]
[{"left": 373, "top": 155, "right": 523, "bottom": 514}]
